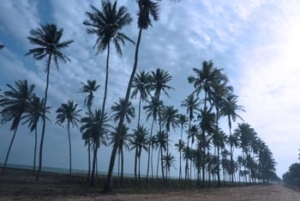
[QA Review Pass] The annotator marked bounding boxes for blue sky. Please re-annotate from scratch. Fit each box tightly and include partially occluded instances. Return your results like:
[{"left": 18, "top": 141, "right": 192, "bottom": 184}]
[{"left": 1, "top": 0, "right": 300, "bottom": 178}]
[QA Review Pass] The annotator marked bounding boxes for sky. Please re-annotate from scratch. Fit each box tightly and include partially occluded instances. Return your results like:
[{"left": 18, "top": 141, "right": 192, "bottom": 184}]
[{"left": 1, "top": 0, "right": 300, "bottom": 179}]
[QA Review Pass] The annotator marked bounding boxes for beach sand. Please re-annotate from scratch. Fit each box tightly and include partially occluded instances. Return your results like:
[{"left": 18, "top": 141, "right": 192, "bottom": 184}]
[{"left": 1, "top": 168, "right": 299, "bottom": 201}]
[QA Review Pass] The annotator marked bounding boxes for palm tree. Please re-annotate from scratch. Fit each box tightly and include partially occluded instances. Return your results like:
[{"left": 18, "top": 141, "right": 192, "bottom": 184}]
[
  {"left": 144, "top": 97, "right": 163, "bottom": 180},
  {"left": 181, "top": 94, "right": 200, "bottom": 180},
  {"left": 81, "top": 109, "right": 110, "bottom": 187},
  {"left": 162, "top": 153, "right": 176, "bottom": 179},
  {"left": 156, "top": 130, "right": 168, "bottom": 179},
  {"left": 131, "top": 70, "right": 151, "bottom": 127},
  {"left": 161, "top": 105, "right": 179, "bottom": 157},
  {"left": 109, "top": 124, "right": 131, "bottom": 183},
  {"left": 0, "top": 80, "right": 35, "bottom": 174},
  {"left": 197, "top": 108, "right": 216, "bottom": 187},
  {"left": 177, "top": 114, "right": 188, "bottom": 180},
  {"left": 55, "top": 100, "right": 81, "bottom": 177},
  {"left": 227, "top": 132, "right": 240, "bottom": 184},
  {"left": 175, "top": 139, "right": 185, "bottom": 180},
  {"left": 83, "top": 0, "right": 134, "bottom": 120},
  {"left": 79, "top": 80, "right": 100, "bottom": 181},
  {"left": 221, "top": 93, "right": 244, "bottom": 135},
  {"left": 111, "top": 98, "right": 135, "bottom": 123},
  {"left": 105, "top": 0, "right": 159, "bottom": 191},
  {"left": 130, "top": 125, "right": 149, "bottom": 179},
  {"left": 187, "top": 124, "right": 198, "bottom": 179},
  {"left": 22, "top": 96, "right": 50, "bottom": 172},
  {"left": 26, "top": 23, "right": 73, "bottom": 180}
]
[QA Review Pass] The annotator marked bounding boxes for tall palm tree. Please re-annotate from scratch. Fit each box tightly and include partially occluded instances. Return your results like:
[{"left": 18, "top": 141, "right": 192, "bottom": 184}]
[
  {"left": 55, "top": 100, "right": 81, "bottom": 177},
  {"left": 175, "top": 139, "right": 185, "bottom": 180},
  {"left": 83, "top": 0, "right": 134, "bottom": 120},
  {"left": 187, "top": 124, "right": 198, "bottom": 179},
  {"left": 197, "top": 108, "right": 216, "bottom": 187},
  {"left": 26, "top": 23, "right": 73, "bottom": 180},
  {"left": 22, "top": 96, "right": 50, "bottom": 172},
  {"left": 227, "top": 132, "right": 240, "bottom": 184},
  {"left": 81, "top": 109, "right": 110, "bottom": 187},
  {"left": 111, "top": 98, "right": 135, "bottom": 123},
  {"left": 79, "top": 80, "right": 100, "bottom": 181},
  {"left": 131, "top": 70, "right": 151, "bottom": 127},
  {"left": 161, "top": 105, "right": 179, "bottom": 157},
  {"left": 221, "top": 94, "right": 244, "bottom": 136},
  {"left": 130, "top": 125, "right": 149, "bottom": 179},
  {"left": 105, "top": 0, "right": 159, "bottom": 191},
  {"left": 181, "top": 94, "right": 200, "bottom": 180},
  {"left": 156, "top": 130, "right": 168, "bottom": 179},
  {"left": 0, "top": 80, "right": 35, "bottom": 174},
  {"left": 144, "top": 97, "right": 162, "bottom": 180},
  {"left": 109, "top": 124, "right": 131, "bottom": 183},
  {"left": 177, "top": 114, "right": 188, "bottom": 180},
  {"left": 162, "top": 152, "right": 176, "bottom": 179}
]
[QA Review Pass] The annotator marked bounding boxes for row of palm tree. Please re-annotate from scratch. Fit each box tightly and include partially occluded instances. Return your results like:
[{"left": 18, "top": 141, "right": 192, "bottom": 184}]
[{"left": 0, "top": 0, "right": 277, "bottom": 193}]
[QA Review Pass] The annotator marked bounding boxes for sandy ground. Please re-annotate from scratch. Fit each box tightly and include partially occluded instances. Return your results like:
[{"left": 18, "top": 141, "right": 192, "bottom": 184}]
[
  {"left": 1, "top": 169, "right": 299, "bottom": 201},
  {"left": 1, "top": 184, "right": 300, "bottom": 201}
]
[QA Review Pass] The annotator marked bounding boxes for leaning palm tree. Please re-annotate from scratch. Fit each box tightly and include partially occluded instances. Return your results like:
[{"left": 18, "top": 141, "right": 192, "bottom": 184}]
[
  {"left": 55, "top": 101, "right": 81, "bottom": 177},
  {"left": 79, "top": 80, "right": 100, "bottom": 181},
  {"left": 0, "top": 80, "right": 35, "bottom": 174},
  {"left": 105, "top": 0, "right": 159, "bottom": 192},
  {"left": 81, "top": 109, "right": 110, "bottom": 187},
  {"left": 83, "top": 0, "right": 134, "bottom": 120},
  {"left": 22, "top": 96, "right": 50, "bottom": 172},
  {"left": 26, "top": 23, "right": 73, "bottom": 180}
]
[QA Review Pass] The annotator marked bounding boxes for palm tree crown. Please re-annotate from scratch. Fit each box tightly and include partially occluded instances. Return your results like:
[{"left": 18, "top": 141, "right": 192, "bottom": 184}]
[{"left": 83, "top": 0, "right": 134, "bottom": 55}]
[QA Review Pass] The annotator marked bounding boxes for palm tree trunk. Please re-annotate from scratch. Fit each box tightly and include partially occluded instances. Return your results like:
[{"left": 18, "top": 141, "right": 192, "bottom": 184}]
[
  {"left": 160, "top": 145, "right": 164, "bottom": 180},
  {"left": 67, "top": 122, "right": 72, "bottom": 178},
  {"left": 102, "top": 42, "right": 110, "bottom": 116},
  {"left": 146, "top": 118, "right": 154, "bottom": 180},
  {"left": 33, "top": 127, "right": 38, "bottom": 173},
  {"left": 1, "top": 126, "right": 19, "bottom": 174},
  {"left": 87, "top": 140, "right": 91, "bottom": 181},
  {"left": 36, "top": 54, "right": 52, "bottom": 181},
  {"left": 156, "top": 149, "right": 160, "bottom": 179},
  {"left": 121, "top": 149, "right": 124, "bottom": 184},
  {"left": 134, "top": 147, "right": 138, "bottom": 180},
  {"left": 104, "top": 28, "right": 143, "bottom": 192},
  {"left": 90, "top": 147, "right": 97, "bottom": 187}
]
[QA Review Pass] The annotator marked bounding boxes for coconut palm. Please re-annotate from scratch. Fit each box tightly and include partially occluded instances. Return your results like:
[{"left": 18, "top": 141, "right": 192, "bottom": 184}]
[
  {"left": 161, "top": 105, "right": 179, "bottom": 156},
  {"left": 130, "top": 125, "right": 149, "bottom": 179},
  {"left": 175, "top": 139, "right": 185, "bottom": 180},
  {"left": 162, "top": 153, "right": 176, "bottom": 179},
  {"left": 221, "top": 94, "right": 244, "bottom": 136},
  {"left": 26, "top": 23, "right": 73, "bottom": 180},
  {"left": 111, "top": 98, "right": 135, "bottom": 123},
  {"left": 0, "top": 80, "right": 35, "bottom": 174},
  {"left": 105, "top": 0, "right": 159, "bottom": 191},
  {"left": 22, "top": 96, "right": 50, "bottom": 172},
  {"left": 79, "top": 80, "right": 100, "bottom": 181},
  {"left": 187, "top": 125, "right": 198, "bottom": 179},
  {"left": 144, "top": 97, "right": 163, "bottom": 180},
  {"left": 83, "top": 0, "right": 134, "bottom": 118},
  {"left": 81, "top": 109, "right": 110, "bottom": 187},
  {"left": 156, "top": 130, "right": 168, "bottom": 179},
  {"left": 227, "top": 132, "right": 240, "bottom": 184},
  {"left": 177, "top": 114, "right": 188, "bottom": 180},
  {"left": 131, "top": 70, "right": 151, "bottom": 126},
  {"left": 109, "top": 124, "right": 131, "bottom": 183},
  {"left": 55, "top": 100, "right": 81, "bottom": 177}
]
